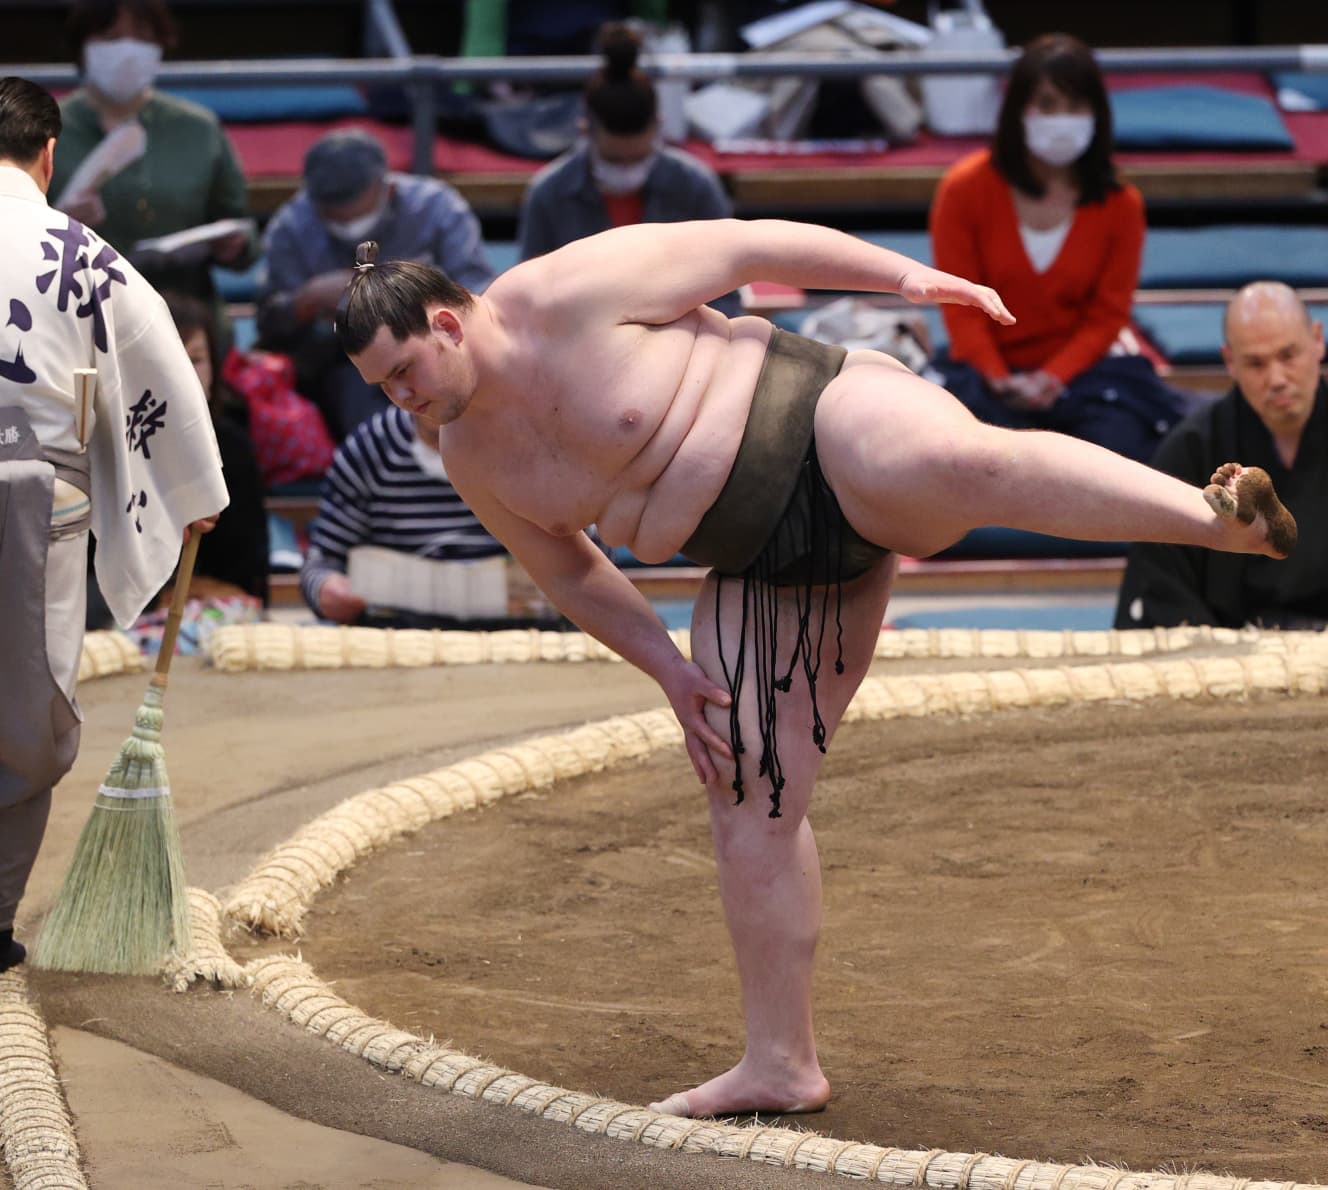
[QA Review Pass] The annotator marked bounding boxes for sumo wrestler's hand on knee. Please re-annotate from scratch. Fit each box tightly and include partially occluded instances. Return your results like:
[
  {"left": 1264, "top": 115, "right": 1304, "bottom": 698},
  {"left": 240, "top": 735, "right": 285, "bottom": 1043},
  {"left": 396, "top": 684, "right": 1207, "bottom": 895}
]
[
  {"left": 898, "top": 266, "right": 1014, "bottom": 326},
  {"left": 660, "top": 659, "right": 733, "bottom": 786}
]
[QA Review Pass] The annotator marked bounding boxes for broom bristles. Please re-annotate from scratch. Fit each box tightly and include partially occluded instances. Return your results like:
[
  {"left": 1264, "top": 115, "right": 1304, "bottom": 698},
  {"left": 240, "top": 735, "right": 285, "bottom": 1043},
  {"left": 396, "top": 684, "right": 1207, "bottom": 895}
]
[{"left": 34, "top": 685, "right": 192, "bottom": 975}]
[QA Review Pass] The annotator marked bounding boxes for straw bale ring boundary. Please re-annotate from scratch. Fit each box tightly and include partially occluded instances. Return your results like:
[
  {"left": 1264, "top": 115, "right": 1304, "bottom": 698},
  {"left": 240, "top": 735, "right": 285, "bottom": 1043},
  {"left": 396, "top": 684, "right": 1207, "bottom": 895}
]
[
  {"left": 0, "top": 970, "right": 86, "bottom": 1190},
  {"left": 204, "top": 623, "right": 1289, "bottom": 672},
  {"left": 76, "top": 631, "right": 143, "bottom": 682}
]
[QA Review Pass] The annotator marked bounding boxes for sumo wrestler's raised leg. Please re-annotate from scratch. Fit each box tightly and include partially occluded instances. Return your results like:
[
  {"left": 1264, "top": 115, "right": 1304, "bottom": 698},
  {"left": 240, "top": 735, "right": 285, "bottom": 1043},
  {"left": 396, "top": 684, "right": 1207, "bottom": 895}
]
[
  {"left": 650, "top": 554, "right": 898, "bottom": 1119},
  {"left": 813, "top": 363, "right": 1294, "bottom": 562}
]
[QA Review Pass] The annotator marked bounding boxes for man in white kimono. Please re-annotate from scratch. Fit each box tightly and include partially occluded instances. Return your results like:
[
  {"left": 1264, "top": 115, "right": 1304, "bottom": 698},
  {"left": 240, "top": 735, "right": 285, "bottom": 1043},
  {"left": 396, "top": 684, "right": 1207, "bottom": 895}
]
[{"left": 0, "top": 77, "right": 229, "bottom": 972}]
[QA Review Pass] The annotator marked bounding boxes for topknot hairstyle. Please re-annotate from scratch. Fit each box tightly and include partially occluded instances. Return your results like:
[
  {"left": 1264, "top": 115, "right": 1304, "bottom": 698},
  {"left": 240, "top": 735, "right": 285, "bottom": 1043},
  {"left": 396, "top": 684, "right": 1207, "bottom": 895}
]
[
  {"left": 353, "top": 240, "right": 378, "bottom": 272},
  {"left": 334, "top": 240, "right": 474, "bottom": 357}
]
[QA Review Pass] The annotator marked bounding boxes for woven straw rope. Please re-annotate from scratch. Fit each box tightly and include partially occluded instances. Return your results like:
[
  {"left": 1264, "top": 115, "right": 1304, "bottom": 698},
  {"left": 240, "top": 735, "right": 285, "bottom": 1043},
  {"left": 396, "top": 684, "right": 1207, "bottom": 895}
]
[
  {"left": 171, "top": 635, "right": 1328, "bottom": 1187},
  {"left": 0, "top": 971, "right": 86, "bottom": 1190},
  {"left": 161, "top": 936, "right": 1328, "bottom": 1190},
  {"left": 76, "top": 631, "right": 142, "bottom": 683},
  {"left": 204, "top": 623, "right": 1297, "bottom": 673},
  {"left": 1, "top": 632, "right": 142, "bottom": 1187},
  {"left": 162, "top": 890, "right": 251, "bottom": 994}
]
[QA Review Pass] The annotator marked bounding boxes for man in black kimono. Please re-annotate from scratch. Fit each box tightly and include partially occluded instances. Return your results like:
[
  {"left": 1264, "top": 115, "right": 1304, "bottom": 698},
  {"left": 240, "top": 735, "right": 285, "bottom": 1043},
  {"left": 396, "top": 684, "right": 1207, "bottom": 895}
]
[{"left": 1116, "top": 282, "right": 1326, "bottom": 630}]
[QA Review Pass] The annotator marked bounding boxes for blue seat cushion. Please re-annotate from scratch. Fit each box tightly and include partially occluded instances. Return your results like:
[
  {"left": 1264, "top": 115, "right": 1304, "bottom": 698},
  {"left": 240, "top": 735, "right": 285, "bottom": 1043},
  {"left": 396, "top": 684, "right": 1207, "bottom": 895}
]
[
  {"left": 267, "top": 513, "right": 304, "bottom": 572},
  {"left": 935, "top": 527, "right": 1126, "bottom": 561},
  {"left": 212, "top": 261, "right": 262, "bottom": 303},
  {"left": 1271, "top": 72, "right": 1328, "bottom": 111},
  {"left": 485, "top": 240, "right": 521, "bottom": 276},
  {"left": 229, "top": 313, "right": 258, "bottom": 352},
  {"left": 855, "top": 230, "right": 933, "bottom": 266},
  {"left": 164, "top": 84, "right": 368, "bottom": 123},
  {"left": 1141, "top": 226, "right": 1328, "bottom": 290},
  {"left": 888, "top": 602, "right": 1115, "bottom": 632},
  {"left": 1110, "top": 86, "right": 1293, "bottom": 151},
  {"left": 1134, "top": 302, "right": 1328, "bottom": 365}
]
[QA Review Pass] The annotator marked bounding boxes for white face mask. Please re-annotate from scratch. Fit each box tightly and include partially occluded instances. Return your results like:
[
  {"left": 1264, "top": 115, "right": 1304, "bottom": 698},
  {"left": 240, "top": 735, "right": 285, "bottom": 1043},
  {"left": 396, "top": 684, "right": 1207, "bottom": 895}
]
[
  {"left": 325, "top": 191, "right": 389, "bottom": 243},
  {"left": 590, "top": 148, "right": 656, "bottom": 196},
  {"left": 83, "top": 38, "right": 161, "bottom": 105},
  {"left": 1023, "top": 113, "right": 1096, "bottom": 167}
]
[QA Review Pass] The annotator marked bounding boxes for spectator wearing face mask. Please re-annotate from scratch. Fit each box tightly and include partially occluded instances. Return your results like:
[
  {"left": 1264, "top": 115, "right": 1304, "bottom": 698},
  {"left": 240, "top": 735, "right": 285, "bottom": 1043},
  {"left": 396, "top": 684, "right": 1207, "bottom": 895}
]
[
  {"left": 517, "top": 22, "right": 740, "bottom": 317},
  {"left": 925, "top": 33, "right": 1186, "bottom": 463},
  {"left": 51, "top": 0, "right": 257, "bottom": 308},
  {"left": 256, "top": 129, "right": 494, "bottom": 441}
]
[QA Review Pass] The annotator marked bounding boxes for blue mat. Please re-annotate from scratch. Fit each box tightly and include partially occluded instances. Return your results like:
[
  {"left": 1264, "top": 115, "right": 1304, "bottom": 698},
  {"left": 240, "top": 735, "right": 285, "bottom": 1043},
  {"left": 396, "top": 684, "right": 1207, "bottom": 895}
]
[
  {"left": 213, "top": 261, "right": 262, "bottom": 304},
  {"left": 230, "top": 313, "right": 258, "bottom": 352},
  {"left": 485, "top": 240, "right": 521, "bottom": 276},
  {"left": 855, "top": 230, "right": 933, "bottom": 266},
  {"left": 1110, "top": 86, "right": 1293, "bottom": 151},
  {"left": 648, "top": 596, "right": 1115, "bottom": 632},
  {"left": 165, "top": 84, "right": 367, "bottom": 123},
  {"left": 267, "top": 512, "right": 304, "bottom": 572},
  {"left": 1135, "top": 302, "right": 1328, "bottom": 365},
  {"left": 888, "top": 602, "right": 1114, "bottom": 632},
  {"left": 1271, "top": 72, "right": 1328, "bottom": 111},
  {"left": 936, "top": 527, "right": 1126, "bottom": 560},
  {"left": 1140, "top": 226, "right": 1328, "bottom": 290},
  {"left": 853, "top": 224, "right": 1328, "bottom": 292}
]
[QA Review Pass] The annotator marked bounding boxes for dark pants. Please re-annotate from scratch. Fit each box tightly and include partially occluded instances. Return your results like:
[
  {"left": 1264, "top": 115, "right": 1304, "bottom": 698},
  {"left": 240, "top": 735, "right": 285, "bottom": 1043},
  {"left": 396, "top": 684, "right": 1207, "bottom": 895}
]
[
  {"left": 0, "top": 409, "right": 86, "bottom": 929},
  {"left": 926, "top": 353, "right": 1189, "bottom": 464},
  {"left": 0, "top": 793, "right": 53, "bottom": 931}
]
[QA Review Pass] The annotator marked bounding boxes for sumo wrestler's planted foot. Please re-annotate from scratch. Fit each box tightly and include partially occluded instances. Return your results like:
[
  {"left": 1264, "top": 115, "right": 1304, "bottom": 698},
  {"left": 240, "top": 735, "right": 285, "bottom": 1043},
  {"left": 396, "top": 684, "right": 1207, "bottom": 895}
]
[
  {"left": 1203, "top": 463, "right": 1297, "bottom": 558},
  {"left": 648, "top": 1060, "right": 830, "bottom": 1120}
]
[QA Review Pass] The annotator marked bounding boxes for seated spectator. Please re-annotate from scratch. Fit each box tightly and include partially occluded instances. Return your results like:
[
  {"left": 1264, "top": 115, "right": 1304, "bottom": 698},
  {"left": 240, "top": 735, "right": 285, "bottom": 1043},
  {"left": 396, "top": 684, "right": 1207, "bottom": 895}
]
[
  {"left": 52, "top": 0, "right": 256, "bottom": 311},
  {"left": 517, "top": 23, "right": 740, "bottom": 317},
  {"left": 257, "top": 130, "right": 493, "bottom": 440},
  {"left": 165, "top": 293, "right": 270, "bottom": 606},
  {"left": 1115, "top": 283, "right": 1326, "bottom": 630},
  {"left": 302, "top": 405, "right": 554, "bottom": 629},
  {"left": 926, "top": 33, "right": 1185, "bottom": 463}
]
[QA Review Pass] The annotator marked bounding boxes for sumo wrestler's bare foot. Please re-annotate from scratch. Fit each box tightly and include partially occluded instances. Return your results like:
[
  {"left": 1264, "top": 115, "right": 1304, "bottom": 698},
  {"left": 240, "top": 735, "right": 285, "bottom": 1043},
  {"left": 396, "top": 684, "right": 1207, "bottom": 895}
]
[
  {"left": 1203, "top": 462, "right": 1297, "bottom": 558},
  {"left": 649, "top": 1059, "right": 830, "bottom": 1120}
]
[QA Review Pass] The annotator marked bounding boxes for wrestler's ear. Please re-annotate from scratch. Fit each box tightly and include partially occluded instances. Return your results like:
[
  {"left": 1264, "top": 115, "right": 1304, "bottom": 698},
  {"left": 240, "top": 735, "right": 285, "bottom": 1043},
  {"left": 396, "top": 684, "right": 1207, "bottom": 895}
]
[
  {"left": 430, "top": 305, "right": 463, "bottom": 346},
  {"left": 40, "top": 137, "right": 56, "bottom": 192}
]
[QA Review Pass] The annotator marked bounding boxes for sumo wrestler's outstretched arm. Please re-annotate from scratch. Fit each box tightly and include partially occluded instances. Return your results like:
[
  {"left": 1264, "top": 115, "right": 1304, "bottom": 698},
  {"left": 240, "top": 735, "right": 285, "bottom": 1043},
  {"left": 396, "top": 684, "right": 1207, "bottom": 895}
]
[{"left": 523, "top": 218, "right": 1014, "bottom": 329}]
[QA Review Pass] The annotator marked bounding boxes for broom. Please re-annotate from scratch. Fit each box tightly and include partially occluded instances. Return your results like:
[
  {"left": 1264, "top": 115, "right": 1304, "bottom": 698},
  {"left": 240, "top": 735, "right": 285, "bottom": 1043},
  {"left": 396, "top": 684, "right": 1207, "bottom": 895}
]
[{"left": 34, "top": 529, "right": 202, "bottom": 975}]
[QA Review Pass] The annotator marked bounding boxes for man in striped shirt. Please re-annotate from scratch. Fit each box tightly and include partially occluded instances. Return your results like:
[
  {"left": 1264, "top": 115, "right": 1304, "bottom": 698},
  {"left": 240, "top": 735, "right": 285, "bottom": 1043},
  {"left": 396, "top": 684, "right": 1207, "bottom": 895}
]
[{"left": 300, "top": 404, "right": 509, "bottom": 626}]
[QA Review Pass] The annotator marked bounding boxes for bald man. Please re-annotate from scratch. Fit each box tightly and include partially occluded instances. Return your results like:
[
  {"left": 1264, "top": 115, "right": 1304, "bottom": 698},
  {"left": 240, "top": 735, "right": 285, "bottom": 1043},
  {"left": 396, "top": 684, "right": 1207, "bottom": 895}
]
[{"left": 1116, "top": 282, "right": 1326, "bottom": 630}]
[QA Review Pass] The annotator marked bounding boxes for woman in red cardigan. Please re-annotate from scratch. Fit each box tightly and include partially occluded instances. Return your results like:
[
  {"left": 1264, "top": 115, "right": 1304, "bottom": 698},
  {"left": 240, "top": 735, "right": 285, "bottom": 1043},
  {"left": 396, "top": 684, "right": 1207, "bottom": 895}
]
[{"left": 926, "top": 33, "right": 1185, "bottom": 462}]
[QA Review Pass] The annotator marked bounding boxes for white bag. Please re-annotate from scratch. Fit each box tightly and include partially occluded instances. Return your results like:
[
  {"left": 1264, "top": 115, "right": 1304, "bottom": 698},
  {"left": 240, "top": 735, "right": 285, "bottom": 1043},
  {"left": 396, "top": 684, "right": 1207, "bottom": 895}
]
[
  {"left": 919, "top": 0, "right": 1005, "bottom": 137},
  {"left": 801, "top": 298, "right": 933, "bottom": 373}
]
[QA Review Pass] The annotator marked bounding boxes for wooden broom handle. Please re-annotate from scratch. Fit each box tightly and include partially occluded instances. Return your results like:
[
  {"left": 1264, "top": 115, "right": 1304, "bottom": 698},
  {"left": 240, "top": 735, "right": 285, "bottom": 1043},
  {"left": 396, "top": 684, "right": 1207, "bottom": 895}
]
[{"left": 151, "top": 529, "right": 203, "bottom": 684}]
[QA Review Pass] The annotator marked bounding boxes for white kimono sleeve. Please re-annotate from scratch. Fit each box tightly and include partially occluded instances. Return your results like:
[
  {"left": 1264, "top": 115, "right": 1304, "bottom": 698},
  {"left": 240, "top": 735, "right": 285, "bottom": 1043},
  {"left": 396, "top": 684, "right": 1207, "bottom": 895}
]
[{"left": 86, "top": 269, "right": 229, "bottom": 627}]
